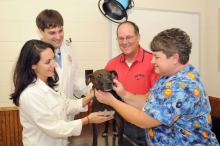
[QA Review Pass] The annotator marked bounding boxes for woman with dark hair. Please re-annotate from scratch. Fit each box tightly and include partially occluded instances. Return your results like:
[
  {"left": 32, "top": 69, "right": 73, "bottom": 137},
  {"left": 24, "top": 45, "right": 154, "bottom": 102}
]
[{"left": 10, "top": 39, "right": 112, "bottom": 146}]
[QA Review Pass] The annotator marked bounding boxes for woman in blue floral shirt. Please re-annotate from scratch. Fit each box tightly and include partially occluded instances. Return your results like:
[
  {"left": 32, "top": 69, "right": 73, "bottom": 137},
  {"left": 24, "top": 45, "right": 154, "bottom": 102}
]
[{"left": 95, "top": 28, "right": 219, "bottom": 145}]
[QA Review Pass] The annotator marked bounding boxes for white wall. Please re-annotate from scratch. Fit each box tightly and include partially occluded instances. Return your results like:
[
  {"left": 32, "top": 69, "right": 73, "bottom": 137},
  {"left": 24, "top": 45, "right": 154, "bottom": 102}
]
[{"left": 1, "top": 0, "right": 220, "bottom": 106}]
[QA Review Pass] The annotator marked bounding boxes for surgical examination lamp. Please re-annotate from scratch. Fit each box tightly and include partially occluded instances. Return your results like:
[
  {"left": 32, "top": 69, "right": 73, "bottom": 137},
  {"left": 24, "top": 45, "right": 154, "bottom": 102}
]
[{"left": 98, "top": 0, "right": 134, "bottom": 23}]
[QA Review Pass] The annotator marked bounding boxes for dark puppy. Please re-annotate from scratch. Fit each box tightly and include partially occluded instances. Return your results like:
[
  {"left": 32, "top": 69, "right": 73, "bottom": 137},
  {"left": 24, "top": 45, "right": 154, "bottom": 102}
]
[{"left": 86, "top": 69, "right": 124, "bottom": 146}]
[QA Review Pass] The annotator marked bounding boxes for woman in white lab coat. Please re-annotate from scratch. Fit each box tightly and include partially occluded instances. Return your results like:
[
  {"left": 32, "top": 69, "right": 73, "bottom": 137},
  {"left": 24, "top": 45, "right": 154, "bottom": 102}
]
[{"left": 10, "top": 40, "right": 113, "bottom": 146}]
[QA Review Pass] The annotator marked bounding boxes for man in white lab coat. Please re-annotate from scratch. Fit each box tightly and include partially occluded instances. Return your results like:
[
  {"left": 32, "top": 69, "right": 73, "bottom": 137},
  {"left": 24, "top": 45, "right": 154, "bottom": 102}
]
[{"left": 36, "top": 9, "right": 88, "bottom": 99}]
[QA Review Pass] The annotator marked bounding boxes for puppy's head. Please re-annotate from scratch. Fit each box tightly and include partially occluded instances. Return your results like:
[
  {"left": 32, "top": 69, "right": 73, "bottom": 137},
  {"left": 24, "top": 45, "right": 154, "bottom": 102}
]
[{"left": 86, "top": 69, "right": 117, "bottom": 91}]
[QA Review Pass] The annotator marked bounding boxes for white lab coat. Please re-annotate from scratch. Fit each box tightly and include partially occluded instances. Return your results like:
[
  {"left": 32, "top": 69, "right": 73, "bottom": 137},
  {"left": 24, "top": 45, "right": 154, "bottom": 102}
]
[
  {"left": 19, "top": 78, "right": 88, "bottom": 146},
  {"left": 55, "top": 41, "right": 88, "bottom": 99}
]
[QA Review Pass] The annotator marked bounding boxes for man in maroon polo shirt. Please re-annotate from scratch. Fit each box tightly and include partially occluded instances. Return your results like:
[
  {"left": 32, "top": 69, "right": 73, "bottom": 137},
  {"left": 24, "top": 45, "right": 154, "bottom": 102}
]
[{"left": 104, "top": 21, "right": 158, "bottom": 146}]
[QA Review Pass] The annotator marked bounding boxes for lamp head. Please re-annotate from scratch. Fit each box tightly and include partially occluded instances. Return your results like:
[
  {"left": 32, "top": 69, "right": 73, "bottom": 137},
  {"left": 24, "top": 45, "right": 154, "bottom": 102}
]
[{"left": 98, "top": 0, "right": 134, "bottom": 23}]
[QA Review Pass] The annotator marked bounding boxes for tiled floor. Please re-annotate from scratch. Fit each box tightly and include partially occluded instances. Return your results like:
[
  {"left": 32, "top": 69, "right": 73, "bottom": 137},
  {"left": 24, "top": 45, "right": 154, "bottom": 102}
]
[{"left": 69, "top": 123, "right": 118, "bottom": 146}]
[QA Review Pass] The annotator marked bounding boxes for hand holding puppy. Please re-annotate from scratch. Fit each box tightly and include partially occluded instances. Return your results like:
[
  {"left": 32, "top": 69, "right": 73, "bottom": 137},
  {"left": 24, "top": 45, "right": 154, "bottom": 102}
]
[
  {"left": 95, "top": 89, "right": 115, "bottom": 106},
  {"left": 112, "top": 79, "right": 127, "bottom": 98}
]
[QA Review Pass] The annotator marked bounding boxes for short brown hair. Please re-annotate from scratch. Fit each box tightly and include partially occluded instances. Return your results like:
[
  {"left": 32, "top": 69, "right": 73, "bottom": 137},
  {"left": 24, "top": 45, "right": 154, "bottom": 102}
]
[
  {"left": 150, "top": 28, "right": 192, "bottom": 64},
  {"left": 36, "top": 9, "right": 63, "bottom": 31}
]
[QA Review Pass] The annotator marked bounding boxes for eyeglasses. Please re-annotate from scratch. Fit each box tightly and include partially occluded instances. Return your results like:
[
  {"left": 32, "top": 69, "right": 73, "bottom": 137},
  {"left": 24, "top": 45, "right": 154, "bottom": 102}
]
[{"left": 117, "top": 35, "right": 135, "bottom": 42}]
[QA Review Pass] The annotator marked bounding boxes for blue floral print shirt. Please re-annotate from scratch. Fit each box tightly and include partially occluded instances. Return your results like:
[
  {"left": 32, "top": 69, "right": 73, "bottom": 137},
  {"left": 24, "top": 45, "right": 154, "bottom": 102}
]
[{"left": 144, "top": 65, "right": 219, "bottom": 146}]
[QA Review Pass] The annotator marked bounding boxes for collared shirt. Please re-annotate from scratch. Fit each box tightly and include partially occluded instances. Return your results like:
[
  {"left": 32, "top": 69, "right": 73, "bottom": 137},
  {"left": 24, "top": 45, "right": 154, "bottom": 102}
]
[
  {"left": 55, "top": 49, "right": 62, "bottom": 67},
  {"left": 144, "top": 65, "right": 219, "bottom": 146},
  {"left": 19, "top": 78, "right": 87, "bottom": 146},
  {"left": 105, "top": 47, "right": 158, "bottom": 94}
]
